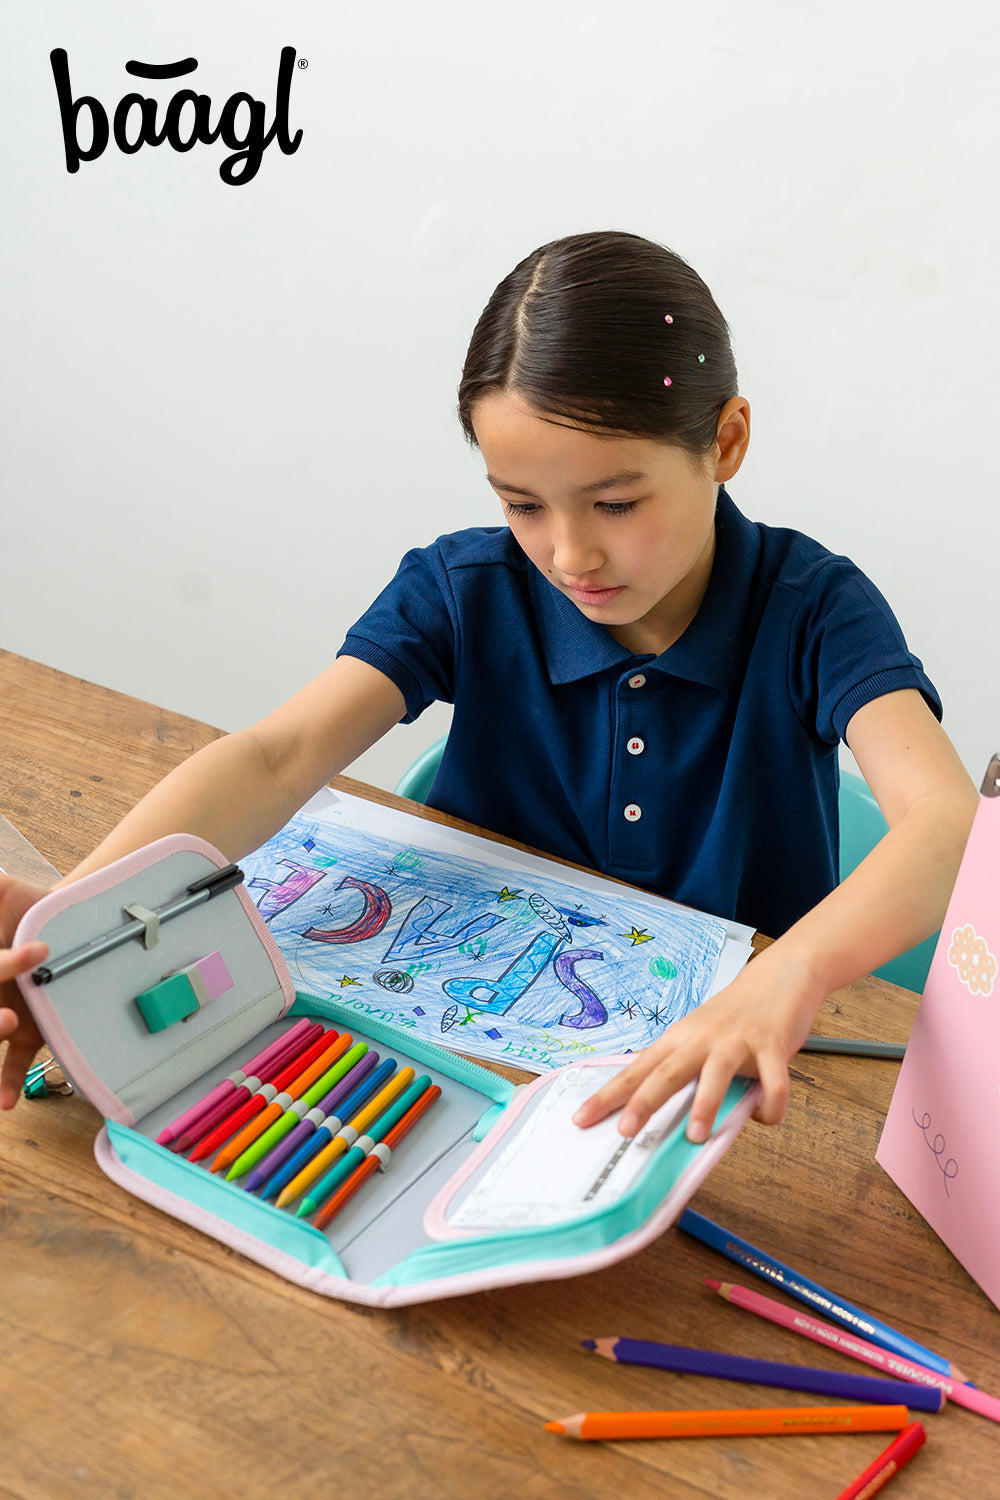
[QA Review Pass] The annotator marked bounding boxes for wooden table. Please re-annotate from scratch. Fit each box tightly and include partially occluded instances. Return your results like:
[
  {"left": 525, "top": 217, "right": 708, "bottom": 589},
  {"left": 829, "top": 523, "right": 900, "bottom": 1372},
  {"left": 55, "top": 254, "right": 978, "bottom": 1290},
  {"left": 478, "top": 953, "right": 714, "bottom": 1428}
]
[{"left": 1, "top": 648, "right": 996, "bottom": 1499}]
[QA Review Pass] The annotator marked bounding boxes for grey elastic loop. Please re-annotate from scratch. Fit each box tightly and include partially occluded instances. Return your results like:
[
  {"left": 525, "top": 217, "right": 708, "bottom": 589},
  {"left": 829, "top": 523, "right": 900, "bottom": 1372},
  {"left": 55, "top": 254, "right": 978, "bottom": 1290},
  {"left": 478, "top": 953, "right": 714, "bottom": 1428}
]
[
  {"left": 371, "top": 1142, "right": 393, "bottom": 1172},
  {"left": 123, "top": 901, "right": 160, "bottom": 949}
]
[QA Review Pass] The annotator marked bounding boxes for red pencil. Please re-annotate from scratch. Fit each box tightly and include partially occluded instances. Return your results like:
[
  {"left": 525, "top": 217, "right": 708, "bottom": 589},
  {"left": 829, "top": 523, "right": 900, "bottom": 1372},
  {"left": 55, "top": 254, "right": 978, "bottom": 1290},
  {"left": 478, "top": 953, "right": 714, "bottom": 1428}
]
[
  {"left": 173, "top": 1022, "right": 324, "bottom": 1152},
  {"left": 834, "top": 1421, "right": 926, "bottom": 1499},
  {"left": 210, "top": 1031, "right": 353, "bottom": 1173},
  {"left": 188, "top": 1029, "right": 337, "bottom": 1162},
  {"left": 313, "top": 1084, "right": 442, "bottom": 1228}
]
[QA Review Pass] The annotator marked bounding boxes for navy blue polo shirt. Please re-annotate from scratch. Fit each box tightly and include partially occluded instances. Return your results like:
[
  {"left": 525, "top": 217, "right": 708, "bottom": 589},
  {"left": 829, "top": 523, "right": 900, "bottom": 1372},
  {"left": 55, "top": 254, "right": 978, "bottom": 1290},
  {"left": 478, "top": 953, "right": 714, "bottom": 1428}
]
[{"left": 339, "top": 490, "right": 940, "bottom": 936}]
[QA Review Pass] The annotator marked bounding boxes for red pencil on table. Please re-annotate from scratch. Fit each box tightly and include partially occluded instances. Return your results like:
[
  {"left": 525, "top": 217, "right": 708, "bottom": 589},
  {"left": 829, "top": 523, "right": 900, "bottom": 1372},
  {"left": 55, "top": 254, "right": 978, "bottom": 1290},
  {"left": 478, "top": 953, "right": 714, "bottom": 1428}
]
[
  {"left": 172, "top": 1022, "right": 324, "bottom": 1152},
  {"left": 313, "top": 1084, "right": 442, "bottom": 1229},
  {"left": 834, "top": 1421, "right": 926, "bottom": 1499},
  {"left": 188, "top": 1028, "right": 337, "bottom": 1162}
]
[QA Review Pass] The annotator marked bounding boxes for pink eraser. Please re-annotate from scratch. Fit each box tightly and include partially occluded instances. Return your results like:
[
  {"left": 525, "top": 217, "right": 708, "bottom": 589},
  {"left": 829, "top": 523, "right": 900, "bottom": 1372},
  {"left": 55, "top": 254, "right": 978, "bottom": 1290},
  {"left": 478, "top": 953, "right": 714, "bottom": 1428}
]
[{"left": 186, "top": 951, "right": 234, "bottom": 1001}]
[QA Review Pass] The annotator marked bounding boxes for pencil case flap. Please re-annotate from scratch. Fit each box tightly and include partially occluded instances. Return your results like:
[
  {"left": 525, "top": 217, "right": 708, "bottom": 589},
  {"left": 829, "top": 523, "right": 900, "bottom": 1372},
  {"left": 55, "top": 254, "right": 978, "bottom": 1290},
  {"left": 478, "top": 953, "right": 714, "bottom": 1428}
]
[{"left": 15, "top": 835, "right": 295, "bottom": 1125}]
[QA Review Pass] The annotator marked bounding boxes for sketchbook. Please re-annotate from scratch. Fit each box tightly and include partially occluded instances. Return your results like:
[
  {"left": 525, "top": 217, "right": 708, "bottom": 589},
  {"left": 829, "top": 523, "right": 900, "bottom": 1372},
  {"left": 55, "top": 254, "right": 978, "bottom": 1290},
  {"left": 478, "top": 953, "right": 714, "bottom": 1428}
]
[
  {"left": 877, "top": 754, "right": 1000, "bottom": 1311},
  {"left": 237, "top": 787, "right": 754, "bottom": 1073}
]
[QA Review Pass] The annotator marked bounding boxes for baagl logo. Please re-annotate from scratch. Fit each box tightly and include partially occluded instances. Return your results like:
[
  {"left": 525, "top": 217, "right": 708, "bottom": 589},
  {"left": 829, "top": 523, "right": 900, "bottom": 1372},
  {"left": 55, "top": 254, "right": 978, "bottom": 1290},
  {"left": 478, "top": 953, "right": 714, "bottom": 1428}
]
[{"left": 50, "top": 46, "right": 304, "bottom": 186}]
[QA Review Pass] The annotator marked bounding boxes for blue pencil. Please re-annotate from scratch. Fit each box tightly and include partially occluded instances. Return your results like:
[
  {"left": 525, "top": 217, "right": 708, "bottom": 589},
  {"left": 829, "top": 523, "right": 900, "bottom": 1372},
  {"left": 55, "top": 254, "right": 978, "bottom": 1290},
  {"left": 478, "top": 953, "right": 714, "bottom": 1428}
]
[
  {"left": 583, "top": 1337, "right": 945, "bottom": 1412},
  {"left": 678, "top": 1209, "right": 961, "bottom": 1380}
]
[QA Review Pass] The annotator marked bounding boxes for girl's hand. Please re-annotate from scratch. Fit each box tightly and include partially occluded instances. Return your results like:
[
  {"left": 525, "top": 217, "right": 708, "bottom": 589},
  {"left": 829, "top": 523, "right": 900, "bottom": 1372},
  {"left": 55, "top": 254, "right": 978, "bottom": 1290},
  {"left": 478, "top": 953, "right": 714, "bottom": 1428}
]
[
  {"left": 572, "top": 948, "right": 820, "bottom": 1142},
  {"left": 0, "top": 875, "right": 54, "bottom": 1111}
]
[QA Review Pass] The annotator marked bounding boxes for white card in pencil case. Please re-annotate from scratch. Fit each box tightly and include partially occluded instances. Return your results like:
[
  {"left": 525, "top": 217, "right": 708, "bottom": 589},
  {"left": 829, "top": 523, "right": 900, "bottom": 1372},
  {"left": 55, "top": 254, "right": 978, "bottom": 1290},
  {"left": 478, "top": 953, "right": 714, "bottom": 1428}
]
[{"left": 448, "top": 1066, "right": 696, "bottom": 1229}]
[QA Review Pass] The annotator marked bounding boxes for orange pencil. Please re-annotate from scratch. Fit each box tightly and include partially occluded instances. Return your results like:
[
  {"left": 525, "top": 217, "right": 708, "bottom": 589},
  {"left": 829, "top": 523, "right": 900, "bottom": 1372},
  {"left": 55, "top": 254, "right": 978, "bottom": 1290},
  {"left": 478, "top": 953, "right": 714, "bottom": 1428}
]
[
  {"left": 275, "top": 1066, "right": 417, "bottom": 1206},
  {"left": 188, "top": 1026, "right": 331, "bottom": 1163},
  {"left": 209, "top": 1032, "right": 353, "bottom": 1173},
  {"left": 544, "top": 1404, "right": 911, "bottom": 1441},
  {"left": 313, "top": 1083, "right": 442, "bottom": 1228}
]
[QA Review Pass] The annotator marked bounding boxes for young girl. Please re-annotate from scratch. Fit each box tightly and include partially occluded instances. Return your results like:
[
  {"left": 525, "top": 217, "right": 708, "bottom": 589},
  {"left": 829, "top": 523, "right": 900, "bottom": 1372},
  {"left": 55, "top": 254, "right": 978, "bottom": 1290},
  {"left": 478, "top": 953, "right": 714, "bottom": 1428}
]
[{"left": 0, "top": 231, "right": 977, "bottom": 1145}]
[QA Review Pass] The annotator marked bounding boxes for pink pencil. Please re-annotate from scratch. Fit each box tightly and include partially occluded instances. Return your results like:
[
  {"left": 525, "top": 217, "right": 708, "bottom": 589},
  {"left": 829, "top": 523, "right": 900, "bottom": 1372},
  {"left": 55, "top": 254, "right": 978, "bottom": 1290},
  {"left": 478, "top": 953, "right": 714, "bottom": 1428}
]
[
  {"left": 707, "top": 1280, "right": 1000, "bottom": 1423},
  {"left": 156, "top": 1018, "right": 316, "bottom": 1145}
]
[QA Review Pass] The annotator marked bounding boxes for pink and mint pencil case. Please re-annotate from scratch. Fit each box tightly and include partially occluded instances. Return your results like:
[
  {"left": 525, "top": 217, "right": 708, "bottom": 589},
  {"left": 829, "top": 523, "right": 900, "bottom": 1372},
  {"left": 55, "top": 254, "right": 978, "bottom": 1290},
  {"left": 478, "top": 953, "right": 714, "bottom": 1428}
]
[{"left": 15, "top": 835, "right": 759, "bottom": 1307}]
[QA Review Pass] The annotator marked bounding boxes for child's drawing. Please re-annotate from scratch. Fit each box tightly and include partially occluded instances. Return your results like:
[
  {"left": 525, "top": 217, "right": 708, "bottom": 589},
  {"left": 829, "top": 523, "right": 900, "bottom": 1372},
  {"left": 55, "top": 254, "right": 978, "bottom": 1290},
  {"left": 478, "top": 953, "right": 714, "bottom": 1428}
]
[{"left": 241, "top": 813, "right": 727, "bottom": 1069}]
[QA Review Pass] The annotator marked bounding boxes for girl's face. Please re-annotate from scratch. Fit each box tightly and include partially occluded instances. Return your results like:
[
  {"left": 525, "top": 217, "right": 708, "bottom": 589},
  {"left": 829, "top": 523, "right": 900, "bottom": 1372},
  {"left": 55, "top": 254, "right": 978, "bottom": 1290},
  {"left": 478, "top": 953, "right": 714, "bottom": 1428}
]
[{"left": 471, "top": 390, "right": 749, "bottom": 657}]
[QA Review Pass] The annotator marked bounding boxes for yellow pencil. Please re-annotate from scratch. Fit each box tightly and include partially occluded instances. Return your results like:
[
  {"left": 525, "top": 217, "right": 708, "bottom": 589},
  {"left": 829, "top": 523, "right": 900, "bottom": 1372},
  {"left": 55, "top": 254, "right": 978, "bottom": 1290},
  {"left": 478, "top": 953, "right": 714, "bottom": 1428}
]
[{"left": 274, "top": 1067, "right": 415, "bottom": 1207}]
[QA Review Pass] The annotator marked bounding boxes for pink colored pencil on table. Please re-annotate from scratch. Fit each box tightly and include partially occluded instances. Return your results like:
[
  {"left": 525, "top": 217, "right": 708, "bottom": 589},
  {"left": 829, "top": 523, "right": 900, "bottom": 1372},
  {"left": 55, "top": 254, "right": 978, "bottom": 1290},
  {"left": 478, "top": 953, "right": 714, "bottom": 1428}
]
[
  {"left": 706, "top": 1280, "right": 1000, "bottom": 1422},
  {"left": 157, "top": 1017, "right": 316, "bottom": 1145}
]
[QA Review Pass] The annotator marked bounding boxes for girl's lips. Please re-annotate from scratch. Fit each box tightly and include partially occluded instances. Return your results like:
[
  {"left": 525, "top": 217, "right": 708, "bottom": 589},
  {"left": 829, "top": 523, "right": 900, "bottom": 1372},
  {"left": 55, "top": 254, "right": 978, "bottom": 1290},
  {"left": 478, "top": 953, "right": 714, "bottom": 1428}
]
[{"left": 563, "top": 583, "right": 625, "bottom": 607}]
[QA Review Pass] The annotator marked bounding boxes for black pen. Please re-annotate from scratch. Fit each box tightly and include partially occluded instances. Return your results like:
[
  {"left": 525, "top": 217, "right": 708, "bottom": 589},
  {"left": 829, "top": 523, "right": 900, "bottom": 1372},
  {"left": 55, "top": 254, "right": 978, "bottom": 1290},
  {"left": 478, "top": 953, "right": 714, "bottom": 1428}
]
[{"left": 32, "top": 864, "right": 244, "bottom": 985}]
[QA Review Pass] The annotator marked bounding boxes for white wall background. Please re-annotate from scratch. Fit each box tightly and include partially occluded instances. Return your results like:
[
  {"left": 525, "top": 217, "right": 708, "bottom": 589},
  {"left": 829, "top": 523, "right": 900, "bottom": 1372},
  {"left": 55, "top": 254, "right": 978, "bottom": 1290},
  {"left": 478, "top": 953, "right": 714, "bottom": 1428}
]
[{"left": 3, "top": 1, "right": 998, "bottom": 796}]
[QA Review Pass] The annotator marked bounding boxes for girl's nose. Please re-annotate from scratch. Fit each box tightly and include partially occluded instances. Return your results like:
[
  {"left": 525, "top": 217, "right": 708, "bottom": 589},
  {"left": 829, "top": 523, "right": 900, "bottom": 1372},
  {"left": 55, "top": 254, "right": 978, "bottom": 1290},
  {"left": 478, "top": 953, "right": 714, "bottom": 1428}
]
[{"left": 551, "top": 522, "right": 604, "bottom": 578}]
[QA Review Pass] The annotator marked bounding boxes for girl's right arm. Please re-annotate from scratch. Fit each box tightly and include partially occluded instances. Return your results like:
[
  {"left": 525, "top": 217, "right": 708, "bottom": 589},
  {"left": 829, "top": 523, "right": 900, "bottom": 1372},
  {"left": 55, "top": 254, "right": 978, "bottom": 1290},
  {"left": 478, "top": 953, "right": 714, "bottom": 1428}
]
[{"left": 0, "top": 655, "right": 407, "bottom": 1108}]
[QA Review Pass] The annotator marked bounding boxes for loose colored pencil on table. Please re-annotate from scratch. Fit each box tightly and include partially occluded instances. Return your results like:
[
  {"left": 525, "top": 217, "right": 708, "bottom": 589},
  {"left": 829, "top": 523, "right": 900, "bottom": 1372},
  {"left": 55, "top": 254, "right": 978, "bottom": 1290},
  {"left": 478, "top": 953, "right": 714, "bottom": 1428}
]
[
  {"left": 243, "top": 1048, "right": 382, "bottom": 1196},
  {"left": 156, "top": 1017, "right": 316, "bottom": 1146},
  {"left": 187, "top": 1027, "right": 338, "bottom": 1162},
  {"left": 834, "top": 1421, "right": 926, "bottom": 1500},
  {"left": 207, "top": 1031, "right": 353, "bottom": 1173},
  {"left": 172, "top": 1022, "right": 325, "bottom": 1153},
  {"left": 225, "top": 1039, "right": 371, "bottom": 1181},
  {"left": 679, "top": 1208, "right": 963, "bottom": 1381},
  {"left": 544, "top": 1403, "right": 911, "bottom": 1442},
  {"left": 582, "top": 1337, "right": 944, "bottom": 1411},
  {"left": 257, "top": 1055, "right": 397, "bottom": 1201},
  {"left": 707, "top": 1280, "right": 1000, "bottom": 1423},
  {"left": 310, "top": 1081, "right": 442, "bottom": 1228},
  {"left": 274, "top": 1064, "right": 416, "bottom": 1207}
]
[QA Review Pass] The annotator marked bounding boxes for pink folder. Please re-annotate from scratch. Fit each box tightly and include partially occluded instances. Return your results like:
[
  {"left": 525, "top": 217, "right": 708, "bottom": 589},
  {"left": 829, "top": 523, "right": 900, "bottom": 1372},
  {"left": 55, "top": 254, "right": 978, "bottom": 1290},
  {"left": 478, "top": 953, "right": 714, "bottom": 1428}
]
[{"left": 877, "top": 754, "right": 1000, "bottom": 1310}]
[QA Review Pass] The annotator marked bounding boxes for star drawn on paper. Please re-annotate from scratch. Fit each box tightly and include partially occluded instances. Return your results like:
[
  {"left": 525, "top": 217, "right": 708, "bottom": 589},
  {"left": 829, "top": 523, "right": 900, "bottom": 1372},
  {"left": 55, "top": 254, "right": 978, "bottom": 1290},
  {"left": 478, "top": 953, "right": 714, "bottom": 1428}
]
[
  {"left": 645, "top": 1004, "right": 669, "bottom": 1026},
  {"left": 622, "top": 926, "right": 654, "bottom": 946},
  {"left": 492, "top": 886, "right": 523, "bottom": 902},
  {"left": 617, "top": 999, "right": 641, "bottom": 1020},
  {"left": 336, "top": 975, "right": 362, "bottom": 988}
]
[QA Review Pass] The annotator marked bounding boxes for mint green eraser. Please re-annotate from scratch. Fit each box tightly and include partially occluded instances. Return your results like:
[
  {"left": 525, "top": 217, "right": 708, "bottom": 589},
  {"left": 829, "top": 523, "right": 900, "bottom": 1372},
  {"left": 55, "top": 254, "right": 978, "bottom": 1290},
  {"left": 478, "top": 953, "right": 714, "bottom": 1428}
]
[{"left": 135, "top": 972, "right": 199, "bottom": 1033}]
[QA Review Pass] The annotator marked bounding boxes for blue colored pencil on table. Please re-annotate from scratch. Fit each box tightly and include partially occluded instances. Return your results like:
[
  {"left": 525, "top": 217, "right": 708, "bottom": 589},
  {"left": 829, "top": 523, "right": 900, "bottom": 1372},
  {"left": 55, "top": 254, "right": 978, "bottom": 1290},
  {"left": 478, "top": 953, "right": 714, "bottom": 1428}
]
[
  {"left": 583, "top": 1337, "right": 945, "bottom": 1412},
  {"left": 255, "top": 1056, "right": 399, "bottom": 1200},
  {"left": 243, "top": 1048, "right": 382, "bottom": 1195},
  {"left": 678, "top": 1208, "right": 962, "bottom": 1381}
]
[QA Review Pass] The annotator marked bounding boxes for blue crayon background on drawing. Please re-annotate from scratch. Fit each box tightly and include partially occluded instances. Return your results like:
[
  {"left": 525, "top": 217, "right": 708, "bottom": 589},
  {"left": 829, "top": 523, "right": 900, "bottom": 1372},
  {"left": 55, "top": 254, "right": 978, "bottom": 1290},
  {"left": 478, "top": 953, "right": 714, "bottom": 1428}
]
[{"left": 240, "top": 813, "right": 727, "bottom": 1069}]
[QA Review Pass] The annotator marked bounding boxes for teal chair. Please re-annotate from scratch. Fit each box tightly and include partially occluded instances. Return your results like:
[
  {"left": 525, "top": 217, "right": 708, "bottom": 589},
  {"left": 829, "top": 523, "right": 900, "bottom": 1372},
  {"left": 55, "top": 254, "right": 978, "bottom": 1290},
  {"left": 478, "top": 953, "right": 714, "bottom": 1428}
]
[{"left": 395, "top": 744, "right": 935, "bottom": 992}]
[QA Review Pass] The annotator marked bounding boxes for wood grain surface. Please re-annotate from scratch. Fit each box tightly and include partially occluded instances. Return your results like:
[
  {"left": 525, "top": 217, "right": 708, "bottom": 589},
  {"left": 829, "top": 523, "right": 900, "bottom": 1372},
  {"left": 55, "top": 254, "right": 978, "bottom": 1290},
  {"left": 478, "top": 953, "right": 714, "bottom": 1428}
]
[{"left": 1, "top": 649, "right": 996, "bottom": 1500}]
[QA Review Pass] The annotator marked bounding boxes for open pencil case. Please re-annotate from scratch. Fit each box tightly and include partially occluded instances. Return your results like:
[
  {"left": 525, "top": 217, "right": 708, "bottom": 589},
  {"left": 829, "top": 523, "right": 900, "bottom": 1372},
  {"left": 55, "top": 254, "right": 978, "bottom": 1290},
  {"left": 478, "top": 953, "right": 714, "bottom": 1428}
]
[{"left": 15, "top": 834, "right": 760, "bottom": 1307}]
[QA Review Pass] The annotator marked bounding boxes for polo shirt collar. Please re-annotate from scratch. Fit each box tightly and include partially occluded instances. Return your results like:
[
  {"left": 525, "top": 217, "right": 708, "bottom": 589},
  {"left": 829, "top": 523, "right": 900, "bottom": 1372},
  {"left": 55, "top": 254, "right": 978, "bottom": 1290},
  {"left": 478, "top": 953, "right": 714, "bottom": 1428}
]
[{"left": 528, "top": 489, "right": 759, "bottom": 689}]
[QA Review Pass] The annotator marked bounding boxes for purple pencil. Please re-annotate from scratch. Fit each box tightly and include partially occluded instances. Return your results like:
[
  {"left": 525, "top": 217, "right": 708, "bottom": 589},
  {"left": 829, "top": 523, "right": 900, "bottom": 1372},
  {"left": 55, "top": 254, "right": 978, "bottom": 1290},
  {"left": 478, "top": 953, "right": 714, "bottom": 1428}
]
[
  {"left": 157, "top": 1017, "right": 315, "bottom": 1145},
  {"left": 583, "top": 1338, "right": 945, "bottom": 1413},
  {"left": 243, "top": 1048, "right": 381, "bottom": 1194},
  {"left": 170, "top": 1022, "right": 324, "bottom": 1152}
]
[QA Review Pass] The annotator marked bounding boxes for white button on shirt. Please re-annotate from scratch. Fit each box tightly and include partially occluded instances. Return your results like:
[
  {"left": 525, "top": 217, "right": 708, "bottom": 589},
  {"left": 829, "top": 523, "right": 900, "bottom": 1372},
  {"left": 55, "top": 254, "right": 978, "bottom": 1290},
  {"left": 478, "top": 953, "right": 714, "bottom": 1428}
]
[
  {"left": 623, "top": 803, "right": 642, "bottom": 822},
  {"left": 627, "top": 673, "right": 646, "bottom": 689},
  {"left": 626, "top": 736, "right": 645, "bottom": 756}
]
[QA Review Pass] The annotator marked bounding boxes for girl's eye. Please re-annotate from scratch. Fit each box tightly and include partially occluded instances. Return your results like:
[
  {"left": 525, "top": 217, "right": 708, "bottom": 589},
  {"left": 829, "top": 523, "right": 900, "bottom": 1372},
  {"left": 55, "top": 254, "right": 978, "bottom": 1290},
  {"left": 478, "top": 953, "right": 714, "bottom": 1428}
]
[
  {"left": 599, "top": 500, "right": 638, "bottom": 517},
  {"left": 503, "top": 501, "right": 539, "bottom": 518}
]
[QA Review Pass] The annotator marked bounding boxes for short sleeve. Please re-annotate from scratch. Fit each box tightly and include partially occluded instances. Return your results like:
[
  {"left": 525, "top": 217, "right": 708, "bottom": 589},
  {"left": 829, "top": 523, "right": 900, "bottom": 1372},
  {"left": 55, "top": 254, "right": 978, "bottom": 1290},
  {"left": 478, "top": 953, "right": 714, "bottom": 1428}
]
[
  {"left": 337, "top": 543, "right": 459, "bottom": 723},
  {"left": 787, "top": 557, "right": 942, "bottom": 744}
]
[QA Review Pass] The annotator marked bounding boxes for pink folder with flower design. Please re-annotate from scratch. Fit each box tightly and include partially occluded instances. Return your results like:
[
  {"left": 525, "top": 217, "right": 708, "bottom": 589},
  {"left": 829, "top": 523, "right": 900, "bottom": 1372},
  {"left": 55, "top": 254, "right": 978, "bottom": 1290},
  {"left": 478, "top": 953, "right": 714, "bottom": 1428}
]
[{"left": 877, "top": 754, "right": 1000, "bottom": 1310}]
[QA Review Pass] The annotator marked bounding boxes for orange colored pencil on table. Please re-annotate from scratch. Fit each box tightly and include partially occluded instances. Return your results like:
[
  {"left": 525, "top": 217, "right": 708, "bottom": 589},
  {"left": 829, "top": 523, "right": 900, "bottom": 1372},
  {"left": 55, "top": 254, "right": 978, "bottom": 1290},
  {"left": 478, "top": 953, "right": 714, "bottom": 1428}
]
[
  {"left": 209, "top": 1032, "right": 352, "bottom": 1173},
  {"left": 544, "top": 1404, "right": 911, "bottom": 1441}
]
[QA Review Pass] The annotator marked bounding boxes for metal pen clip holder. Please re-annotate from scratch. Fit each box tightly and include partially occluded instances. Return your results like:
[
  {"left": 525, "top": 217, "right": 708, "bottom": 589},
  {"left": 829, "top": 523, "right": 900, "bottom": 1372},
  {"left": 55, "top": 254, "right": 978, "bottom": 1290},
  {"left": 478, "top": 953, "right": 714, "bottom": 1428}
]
[{"left": 24, "top": 1056, "right": 74, "bottom": 1099}]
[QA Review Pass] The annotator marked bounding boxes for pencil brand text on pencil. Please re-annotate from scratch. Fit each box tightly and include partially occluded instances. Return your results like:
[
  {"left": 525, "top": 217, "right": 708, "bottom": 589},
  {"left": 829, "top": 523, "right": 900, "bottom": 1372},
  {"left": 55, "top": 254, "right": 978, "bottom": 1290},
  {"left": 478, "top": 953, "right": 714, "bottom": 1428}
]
[{"left": 49, "top": 48, "right": 304, "bottom": 185}]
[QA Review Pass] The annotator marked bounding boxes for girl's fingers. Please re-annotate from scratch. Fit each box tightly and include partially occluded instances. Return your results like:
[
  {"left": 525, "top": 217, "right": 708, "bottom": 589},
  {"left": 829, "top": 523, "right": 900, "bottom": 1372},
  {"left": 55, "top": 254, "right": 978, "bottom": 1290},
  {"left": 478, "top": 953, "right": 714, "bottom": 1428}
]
[
  {"left": 0, "top": 941, "right": 48, "bottom": 983},
  {"left": 751, "top": 1048, "right": 791, "bottom": 1126},
  {"left": 572, "top": 1047, "right": 673, "bottom": 1129}
]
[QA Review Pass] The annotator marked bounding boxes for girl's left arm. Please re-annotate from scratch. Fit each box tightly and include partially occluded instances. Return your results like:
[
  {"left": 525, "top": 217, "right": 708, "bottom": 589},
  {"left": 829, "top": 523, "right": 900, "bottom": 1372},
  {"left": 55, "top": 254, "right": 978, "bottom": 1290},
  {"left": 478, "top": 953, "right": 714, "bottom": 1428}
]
[{"left": 573, "top": 688, "right": 979, "bottom": 1142}]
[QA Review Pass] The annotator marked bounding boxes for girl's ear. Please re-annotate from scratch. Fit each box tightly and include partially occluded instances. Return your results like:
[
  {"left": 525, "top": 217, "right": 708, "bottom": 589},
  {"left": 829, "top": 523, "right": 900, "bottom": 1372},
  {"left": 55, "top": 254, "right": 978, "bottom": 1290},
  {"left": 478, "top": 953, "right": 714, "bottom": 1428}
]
[{"left": 713, "top": 397, "right": 751, "bottom": 482}]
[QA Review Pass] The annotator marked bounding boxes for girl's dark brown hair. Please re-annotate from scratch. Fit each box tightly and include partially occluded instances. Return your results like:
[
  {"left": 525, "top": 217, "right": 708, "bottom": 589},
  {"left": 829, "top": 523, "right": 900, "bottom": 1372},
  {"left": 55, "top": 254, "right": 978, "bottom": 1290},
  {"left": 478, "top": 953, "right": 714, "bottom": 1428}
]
[{"left": 457, "top": 230, "right": 738, "bottom": 458}]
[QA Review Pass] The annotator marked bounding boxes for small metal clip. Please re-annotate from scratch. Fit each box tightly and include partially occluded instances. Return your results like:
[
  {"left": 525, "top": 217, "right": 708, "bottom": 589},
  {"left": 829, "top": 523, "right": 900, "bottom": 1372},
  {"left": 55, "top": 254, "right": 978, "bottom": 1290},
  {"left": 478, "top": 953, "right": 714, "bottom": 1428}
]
[{"left": 23, "top": 1057, "right": 74, "bottom": 1099}]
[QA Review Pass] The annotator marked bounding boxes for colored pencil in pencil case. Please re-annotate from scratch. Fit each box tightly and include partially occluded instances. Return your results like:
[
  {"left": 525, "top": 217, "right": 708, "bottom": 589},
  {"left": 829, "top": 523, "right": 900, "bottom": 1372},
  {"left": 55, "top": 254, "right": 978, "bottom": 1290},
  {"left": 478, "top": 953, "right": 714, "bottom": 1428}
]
[
  {"left": 311, "top": 1082, "right": 442, "bottom": 1228},
  {"left": 156, "top": 1017, "right": 315, "bottom": 1145},
  {"left": 188, "top": 1027, "right": 337, "bottom": 1161}
]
